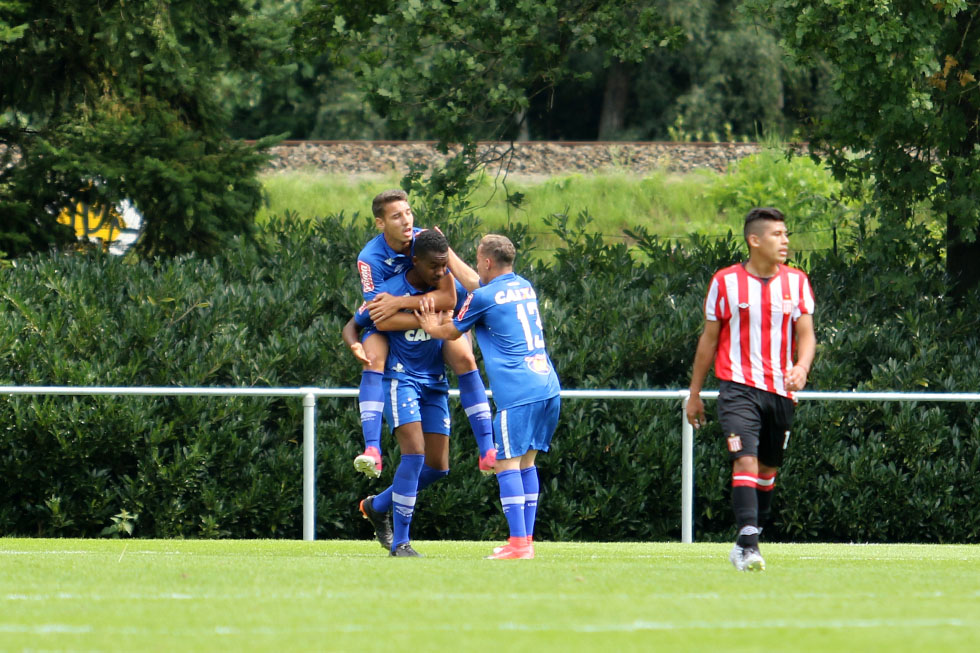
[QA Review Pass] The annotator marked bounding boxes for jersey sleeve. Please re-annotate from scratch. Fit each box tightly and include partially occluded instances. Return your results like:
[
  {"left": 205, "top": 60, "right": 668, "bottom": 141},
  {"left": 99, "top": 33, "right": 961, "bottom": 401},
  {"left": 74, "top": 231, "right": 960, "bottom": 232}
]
[
  {"left": 703, "top": 273, "right": 727, "bottom": 322},
  {"left": 795, "top": 272, "right": 815, "bottom": 318},
  {"left": 452, "top": 287, "right": 490, "bottom": 334},
  {"left": 356, "top": 257, "right": 387, "bottom": 302},
  {"left": 353, "top": 301, "right": 373, "bottom": 329}
]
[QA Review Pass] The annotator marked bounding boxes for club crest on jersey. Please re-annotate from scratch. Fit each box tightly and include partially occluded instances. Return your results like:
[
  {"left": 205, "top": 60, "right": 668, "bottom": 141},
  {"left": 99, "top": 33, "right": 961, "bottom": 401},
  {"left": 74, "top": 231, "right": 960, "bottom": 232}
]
[
  {"left": 727, "top": 434, "right": 743, "bottom": 452},
  {"left": 782, "top": 298, "right": 793, "bottom": 314},
  {"left": 358, "top": 261, "right": 374, "bottom": 293},
  {"left": 524, "top": 353, "right": 551, "bottom": 375}
]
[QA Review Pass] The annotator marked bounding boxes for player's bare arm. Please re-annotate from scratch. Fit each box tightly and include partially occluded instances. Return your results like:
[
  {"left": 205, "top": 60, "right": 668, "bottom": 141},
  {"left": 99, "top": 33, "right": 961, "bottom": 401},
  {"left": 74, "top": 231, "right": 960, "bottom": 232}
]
[
  {"left": 342, "top": 317, "right": 372, "bottom": 366},
  {"left": 686, "top": 319, "right": 721, "bottom": 428},
  {"left": 786, "top": 314, "right": 816, "bottom": 392},
  {"left": 368, "top": 272, "right": 456, "bottom": 322},
  {"left": 414, "top": 295, "right": 464, "bottom": 341},
  {"left": 373, "top": 310, "right": 423, "bottom": 332}
]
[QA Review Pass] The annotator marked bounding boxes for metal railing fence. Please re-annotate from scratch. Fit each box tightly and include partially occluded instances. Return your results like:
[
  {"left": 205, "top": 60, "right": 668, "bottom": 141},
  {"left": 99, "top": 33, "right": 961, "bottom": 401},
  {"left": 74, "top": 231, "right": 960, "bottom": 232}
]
[{"left": 3, "top": 386, "right": 979, "bottom": 542}]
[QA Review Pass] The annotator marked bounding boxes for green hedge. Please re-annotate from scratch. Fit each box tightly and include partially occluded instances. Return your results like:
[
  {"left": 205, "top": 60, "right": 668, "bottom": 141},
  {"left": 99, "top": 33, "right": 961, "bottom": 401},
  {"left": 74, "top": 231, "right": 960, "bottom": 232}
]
[{"left": 1, "top": 215, "right": 978, "bottom": 542}]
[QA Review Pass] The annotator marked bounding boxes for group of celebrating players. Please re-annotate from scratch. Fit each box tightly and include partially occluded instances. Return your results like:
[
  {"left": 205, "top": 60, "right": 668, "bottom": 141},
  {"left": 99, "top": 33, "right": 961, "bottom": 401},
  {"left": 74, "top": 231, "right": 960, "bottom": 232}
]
[{"left": 342, "top": 191, "right": 815, "bottom": 570}]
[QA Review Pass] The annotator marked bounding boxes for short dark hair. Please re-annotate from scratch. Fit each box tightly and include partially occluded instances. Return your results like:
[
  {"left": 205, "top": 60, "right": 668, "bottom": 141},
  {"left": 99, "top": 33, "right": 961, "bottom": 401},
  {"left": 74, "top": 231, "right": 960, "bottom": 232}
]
[
  {"left": 414, "top": 229, "right": 448, "bottom": 260},
  {"left": 743, "top": 207, "right": 785, "bottom": 241},
  {"left": 372, "top": 189, "right": 408, "bottom": 218},
  {"left": 478, "top": 234, "right": 516, "bottom": 266}
]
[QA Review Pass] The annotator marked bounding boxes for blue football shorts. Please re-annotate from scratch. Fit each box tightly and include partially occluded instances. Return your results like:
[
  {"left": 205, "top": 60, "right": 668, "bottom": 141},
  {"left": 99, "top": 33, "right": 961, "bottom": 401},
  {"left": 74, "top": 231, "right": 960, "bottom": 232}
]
[
  {"left": 383, "top": 376, "right": 451, "bottom": 435},
  {"left": 494, "top": 395, "right": 561, "bottom": 460}
]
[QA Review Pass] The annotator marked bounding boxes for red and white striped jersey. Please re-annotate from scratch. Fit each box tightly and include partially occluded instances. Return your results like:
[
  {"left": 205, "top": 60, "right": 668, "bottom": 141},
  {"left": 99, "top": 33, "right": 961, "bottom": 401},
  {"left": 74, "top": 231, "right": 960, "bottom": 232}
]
[{"left": 704, "top": 263, "right": 815, "bottom": 398}]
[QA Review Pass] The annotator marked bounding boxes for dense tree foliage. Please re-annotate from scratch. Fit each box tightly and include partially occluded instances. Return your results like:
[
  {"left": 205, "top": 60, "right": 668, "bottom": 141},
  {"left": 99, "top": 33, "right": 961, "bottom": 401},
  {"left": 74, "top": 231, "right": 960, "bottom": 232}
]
[
  {"left": 0, "top": 0, "right": 284, "bottom": 257},
  {"left": 294, "top": 0, "right": 684, "bottom": 143},
  {"left": 745, "top": 0, "right": 980, "bottom": 293}
]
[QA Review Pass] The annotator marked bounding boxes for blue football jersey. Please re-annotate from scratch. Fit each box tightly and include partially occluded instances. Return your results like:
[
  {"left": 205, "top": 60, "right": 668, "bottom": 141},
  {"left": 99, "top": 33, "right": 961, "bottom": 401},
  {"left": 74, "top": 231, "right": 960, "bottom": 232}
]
[
  {"left": 355, "top": 275, "right": 467, "bottom": 383},
  {"left": 356, "top": 227, "right": 424, "bottom": 301},
  {"left": 453, "top": 272, "right": 560, "bottom": 410}
]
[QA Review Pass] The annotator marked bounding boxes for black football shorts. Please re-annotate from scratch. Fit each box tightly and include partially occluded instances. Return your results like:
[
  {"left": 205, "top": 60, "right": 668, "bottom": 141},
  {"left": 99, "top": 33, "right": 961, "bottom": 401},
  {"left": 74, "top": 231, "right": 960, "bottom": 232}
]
[{"left": 717, "top": 380, "right": 795, "bottom": 467}]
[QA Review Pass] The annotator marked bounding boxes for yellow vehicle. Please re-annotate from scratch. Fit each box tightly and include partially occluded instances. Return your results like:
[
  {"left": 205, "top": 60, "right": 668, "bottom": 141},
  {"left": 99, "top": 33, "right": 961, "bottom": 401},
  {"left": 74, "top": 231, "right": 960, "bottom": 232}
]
[{"left": 57, "top": 199, "right": 128, "bottom": 246}]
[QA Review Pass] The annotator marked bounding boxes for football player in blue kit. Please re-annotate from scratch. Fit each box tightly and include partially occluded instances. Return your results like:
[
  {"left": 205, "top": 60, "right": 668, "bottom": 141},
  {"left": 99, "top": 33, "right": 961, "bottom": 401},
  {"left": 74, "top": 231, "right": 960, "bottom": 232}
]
[
  {"left": 343, "top": 229, "right": 471, "bottom": 556},
  {"left": 350, "top": 190, "right": 495, "bottom": 480},
  {"left": 415, "top": 234, "right": 560, "bottom": 560}
]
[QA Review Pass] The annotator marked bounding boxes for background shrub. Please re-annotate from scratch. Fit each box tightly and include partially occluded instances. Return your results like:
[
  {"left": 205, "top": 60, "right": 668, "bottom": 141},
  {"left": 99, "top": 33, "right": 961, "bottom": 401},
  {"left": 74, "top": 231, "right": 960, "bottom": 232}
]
[{"left": 1, "top": 213, "right": 978, "bottom": 542}]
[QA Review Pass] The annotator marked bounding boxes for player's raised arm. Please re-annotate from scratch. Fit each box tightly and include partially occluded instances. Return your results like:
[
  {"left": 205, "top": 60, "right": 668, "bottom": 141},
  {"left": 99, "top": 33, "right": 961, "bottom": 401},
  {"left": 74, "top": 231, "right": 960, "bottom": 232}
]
[{"left": 445, "top": 245, "right": 480, "bottom": 292}]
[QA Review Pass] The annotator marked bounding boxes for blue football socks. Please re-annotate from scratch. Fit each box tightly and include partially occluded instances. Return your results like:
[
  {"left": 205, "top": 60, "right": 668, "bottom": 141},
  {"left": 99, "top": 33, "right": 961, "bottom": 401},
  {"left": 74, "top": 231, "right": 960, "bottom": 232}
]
[
  {"left": 372, "top": 463, "right": 448, "bottom": 513},
  {"left": 496, "top": 469, "right": 527, "bottom": 538},
  {"left": 458, "top": 370, "right": 494, "bottom": 456},
  {"left": 358, "top": 371, "right": 385, "bottom": 454},
  {"left": 391, "top": 453, "right": 424, "bottom": 549},
  {"left": 521, "top": 466, "right": 539, "bottom": 538},
  {"left": 417, "top": 464, "right": 449, "bottom": 492}
]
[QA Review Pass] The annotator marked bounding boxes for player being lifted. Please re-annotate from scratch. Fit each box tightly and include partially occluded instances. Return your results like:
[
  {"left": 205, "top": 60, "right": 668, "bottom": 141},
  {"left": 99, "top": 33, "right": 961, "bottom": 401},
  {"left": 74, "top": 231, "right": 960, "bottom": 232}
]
[
  {"left": 416, "top": 234, "right": 561, "bottom": 560},
  {"left": 686, "top": 207, "right": 816, "bottom": 572},
  {"left": 343, "top": 230, "right": 467, "bottom": 556},
  {"left": 350, "top": 190, "right": 495, "bottom": 479}
]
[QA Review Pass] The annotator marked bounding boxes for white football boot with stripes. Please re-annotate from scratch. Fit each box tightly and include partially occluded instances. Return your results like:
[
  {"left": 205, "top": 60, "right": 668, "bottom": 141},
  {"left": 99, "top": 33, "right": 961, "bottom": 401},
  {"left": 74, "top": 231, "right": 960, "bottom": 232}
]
[
  {"left": 741, "top": 546, "right": 765, "bottom": 571},
  {"left": 729, "top": 543, "right": 746, "bottom": 571}
]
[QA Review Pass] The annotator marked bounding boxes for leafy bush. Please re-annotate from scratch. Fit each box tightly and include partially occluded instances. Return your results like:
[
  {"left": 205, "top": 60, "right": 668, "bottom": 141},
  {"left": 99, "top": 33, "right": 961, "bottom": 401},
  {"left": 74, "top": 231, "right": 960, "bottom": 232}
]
[{"left": 1, "top": 212, "right": 978, "bottom": 542}]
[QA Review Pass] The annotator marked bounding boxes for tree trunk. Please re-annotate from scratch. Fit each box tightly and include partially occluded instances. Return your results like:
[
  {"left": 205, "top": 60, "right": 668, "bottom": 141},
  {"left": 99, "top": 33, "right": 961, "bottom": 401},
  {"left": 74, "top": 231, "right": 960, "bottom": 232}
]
[
  {"left": 946, "top": 218, "right": 980, "bottom": 299},
  {"left": 598, "top": 63, "right": 630, "bottom": 140}
]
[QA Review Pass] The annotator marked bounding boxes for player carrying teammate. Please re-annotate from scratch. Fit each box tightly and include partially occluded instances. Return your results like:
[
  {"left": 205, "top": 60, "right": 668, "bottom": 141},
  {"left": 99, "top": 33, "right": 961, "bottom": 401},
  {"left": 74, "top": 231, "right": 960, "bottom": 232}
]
[
  {"left": 351, "top": 190, "right": 496, "bottom": 479},
  {"left": 344, "top": 230, "right": 466, "bottom": 556}
]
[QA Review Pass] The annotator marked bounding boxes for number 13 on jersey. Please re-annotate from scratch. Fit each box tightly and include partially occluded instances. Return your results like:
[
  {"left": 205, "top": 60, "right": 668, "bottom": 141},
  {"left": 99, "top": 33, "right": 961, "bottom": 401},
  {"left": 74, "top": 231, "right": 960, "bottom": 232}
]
[{"left": 515, "top": 301, "right": 545, "bottom": 351}]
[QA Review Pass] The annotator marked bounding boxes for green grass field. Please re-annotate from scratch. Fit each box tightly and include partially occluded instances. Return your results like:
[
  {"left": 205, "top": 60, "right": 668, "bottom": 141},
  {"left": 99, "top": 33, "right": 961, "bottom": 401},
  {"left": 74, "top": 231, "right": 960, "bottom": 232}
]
[{"left": 2, "top": 539, "right": 978, "bottom": 652}]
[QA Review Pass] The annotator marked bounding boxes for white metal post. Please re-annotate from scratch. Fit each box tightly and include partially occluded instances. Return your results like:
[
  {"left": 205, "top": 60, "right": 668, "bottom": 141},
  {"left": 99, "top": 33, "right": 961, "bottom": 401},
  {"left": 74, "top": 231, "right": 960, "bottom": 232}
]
[
  {"left": 302, "top": 392, "right": 316, "bottom": 541},
  {"left": 681, "top": 393, "right": 694, "bottom": 543}
]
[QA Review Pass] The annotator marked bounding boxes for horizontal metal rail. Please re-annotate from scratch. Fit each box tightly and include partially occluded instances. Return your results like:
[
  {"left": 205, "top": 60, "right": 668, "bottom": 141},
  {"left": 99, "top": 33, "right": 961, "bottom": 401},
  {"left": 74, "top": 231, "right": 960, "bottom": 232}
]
[{"left": 2, "top": 386, "right": 978, "bottom": 542}]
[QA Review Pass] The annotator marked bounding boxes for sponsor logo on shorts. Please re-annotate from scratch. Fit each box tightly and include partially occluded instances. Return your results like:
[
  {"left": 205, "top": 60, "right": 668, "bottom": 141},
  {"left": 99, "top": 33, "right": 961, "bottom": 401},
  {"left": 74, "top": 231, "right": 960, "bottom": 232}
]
[
  {"left": 358, "top": 261, "right": 374, "bottom": 293},
  {"left": 727, "top": 434, "right": 743, "bottom": 453}
]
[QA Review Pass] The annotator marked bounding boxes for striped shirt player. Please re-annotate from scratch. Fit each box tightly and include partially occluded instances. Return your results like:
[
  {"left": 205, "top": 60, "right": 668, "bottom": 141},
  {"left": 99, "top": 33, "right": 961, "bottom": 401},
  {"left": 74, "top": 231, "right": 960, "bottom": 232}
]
[
  {"left": 415, "top": 234, "right": 561, "bottom": 560},
  {"left": 704, "top": 262, "right": 815, "bottom": 398},
  {"left": 687, "top": 207, "right": 816, "bottom": 572}
]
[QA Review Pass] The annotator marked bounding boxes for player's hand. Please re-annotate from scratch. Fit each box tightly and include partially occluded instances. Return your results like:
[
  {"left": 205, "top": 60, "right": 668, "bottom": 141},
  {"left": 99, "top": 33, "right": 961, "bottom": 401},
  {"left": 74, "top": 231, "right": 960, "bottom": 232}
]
[
  {"left": 785, "top": 364, "right": 809, "bottom": 392},
  {"left": 686, "top": 393, "right": 706, "bottom": 429},
  {"left": 414, "top": 295, "right": 435, "bottom": 331},
  {"left": 367, "top": 293, "right": 399, "bottom": 322},
  {"left": 349, "top": 342, "right": 371, "bottom": 366}
]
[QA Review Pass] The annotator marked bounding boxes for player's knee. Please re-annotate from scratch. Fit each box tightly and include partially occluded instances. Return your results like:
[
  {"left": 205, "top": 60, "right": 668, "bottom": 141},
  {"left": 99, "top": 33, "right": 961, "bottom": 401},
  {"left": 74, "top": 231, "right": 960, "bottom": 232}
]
[
  {"left": 732, "top": 455, "right": 758, "bottom": 475},
  {"left": 445, "top": 348, "right": 477, "bottom": 373}
]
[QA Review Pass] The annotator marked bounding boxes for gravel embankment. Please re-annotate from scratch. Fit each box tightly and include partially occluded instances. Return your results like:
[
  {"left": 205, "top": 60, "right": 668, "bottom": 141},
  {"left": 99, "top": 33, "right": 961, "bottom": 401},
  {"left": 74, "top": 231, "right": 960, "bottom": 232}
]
[{"left": 263, "top": 141, "right": 765, "bottom": 176}]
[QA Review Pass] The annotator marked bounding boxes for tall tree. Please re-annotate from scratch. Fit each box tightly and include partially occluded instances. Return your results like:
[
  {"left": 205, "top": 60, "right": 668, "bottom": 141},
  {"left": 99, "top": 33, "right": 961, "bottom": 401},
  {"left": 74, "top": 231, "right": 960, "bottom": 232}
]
[
  {"left": 296, "top": 0, "right": 682, "bottom": 143},
  {"left": 746, "top": 0, "right": 980, "bottom": 294},
  {"left": 0, "top": 1, "right": 285, "bottom": 257},
  {"left": 295, "top": 0, "right": 682, "bottom": 214}
]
